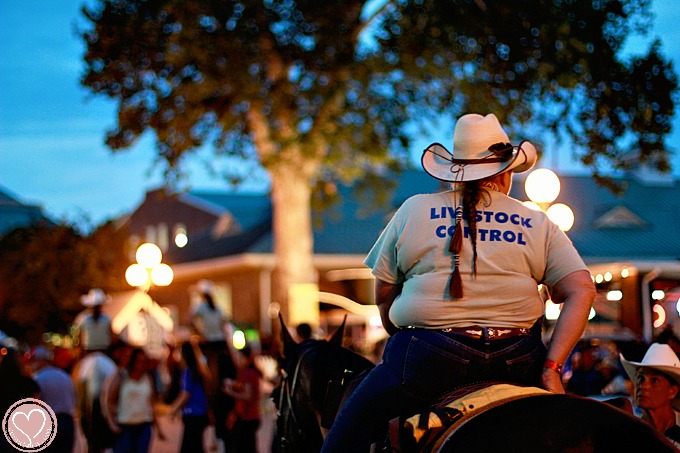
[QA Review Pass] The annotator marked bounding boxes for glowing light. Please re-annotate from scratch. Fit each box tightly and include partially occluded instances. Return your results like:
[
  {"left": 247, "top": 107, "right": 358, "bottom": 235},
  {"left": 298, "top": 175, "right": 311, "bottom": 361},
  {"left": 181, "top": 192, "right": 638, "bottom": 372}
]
[
  {"left": 588, "top": 308, "right": 596, "bottom": 320},
  {"left": 621, "top": 268, "right": 630, "bottom": 278},
  {"left": 126, "top": 243, "right": 173, "bottom": 290},
  {"left": 546, "top": 203, "right": 575, "bottom": 231},
  {"left": 175, "top": 232, "right": 188, "bottom": 248},
  {"left": 676, "top": 299, "right": 680, "bottom": 317},
  {"left": 522, "top": 201, "right": 542, "bottom": 211},
  {"left": 604, "top": 272, "right": 612, "bottom": 282},
  {"left": 268, "top": 303, "right": 281, "bottom": 319},
  {"left": 233, "top": 330, "right": 247, "bottom": 350},
  {"left": 606, "top": 290, "right": 623, "bottom": 301},
  {"left": 136, "top": 243, "right": 162, "bottom": 268},
  {"left": 545, "top": 300, "right": 562, "bottom": 320},
  {"left": 125, "top": 264, "right": 149, "bottom": 287},
  {"left": 525, "top": 169, "right": 560, "bottom": 204},
  {"left": 369, "top": 316, "right": 383, "bottom": 327},
  {"left": 652, "top": 290, "right": 666, "bottom": 300},
  {"left": 151, "top": 263, "right": 174, "bottom": 286},
  {"left": 653, "top": 304, "right": 666, "bottom": 328},
  {"left": 595, "top": 274, "right": 604, "bottom": 284}
]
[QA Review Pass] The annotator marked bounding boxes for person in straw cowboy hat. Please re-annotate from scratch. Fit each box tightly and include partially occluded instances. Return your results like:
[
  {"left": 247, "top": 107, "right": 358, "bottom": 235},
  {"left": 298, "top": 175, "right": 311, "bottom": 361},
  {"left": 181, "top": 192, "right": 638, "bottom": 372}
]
[
  {"left": 621, "top": 343, "right": 680, "bottom": 448},
  {"left": 322, "top": 113, "right": 596, "bottom": 452},
  {"left": 76, "top": 288, "right": 116, "bottom": 354}
]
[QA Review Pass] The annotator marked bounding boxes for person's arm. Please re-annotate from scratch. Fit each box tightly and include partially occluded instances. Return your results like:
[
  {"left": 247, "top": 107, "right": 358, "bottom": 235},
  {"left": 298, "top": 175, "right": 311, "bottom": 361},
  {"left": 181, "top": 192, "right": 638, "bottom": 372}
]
[
  {"left": 190, "top": 340, "right": 211, "bottom": 386},
  {"left": 103, "top": 372, "right": 122, "bottom": 433},
  {"left": 167, "top": 390, "right": 190, "bottom": 416},
  {"left": 149, "top": 376, "right": 166, "bottom": 441},
  {"left": 223, "top": 378, "right": 251, "bottom": 400},
  {"left": 375, "top": 278, "right": 403, "bottom": 336},
  {"left": 541, "top": 270, "right": 596, "bottom": 393}
]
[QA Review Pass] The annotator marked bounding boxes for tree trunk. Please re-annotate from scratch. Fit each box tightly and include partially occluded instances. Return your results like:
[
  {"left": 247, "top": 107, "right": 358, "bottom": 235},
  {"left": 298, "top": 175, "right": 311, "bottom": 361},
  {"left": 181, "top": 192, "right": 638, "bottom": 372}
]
[{"left": 269, "top": 161, "right": 317, "bottom": 321}]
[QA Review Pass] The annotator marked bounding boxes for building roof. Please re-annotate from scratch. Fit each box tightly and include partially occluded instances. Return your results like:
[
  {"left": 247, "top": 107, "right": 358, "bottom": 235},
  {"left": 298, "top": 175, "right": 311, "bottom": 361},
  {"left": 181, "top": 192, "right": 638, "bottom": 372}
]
[
  {"left": 0, "top": 185, "right": 54, "bottom": 237},
  {"left": 136, "top": 169, "right": 680, "bottom": 265},
  {"left": 511, "top": 174, "right": 680, "bottom": 262}
]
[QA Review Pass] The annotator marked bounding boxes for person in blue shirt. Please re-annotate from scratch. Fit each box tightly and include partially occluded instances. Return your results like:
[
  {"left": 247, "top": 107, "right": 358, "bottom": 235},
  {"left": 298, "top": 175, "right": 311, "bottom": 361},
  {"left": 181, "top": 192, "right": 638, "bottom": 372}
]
[{"left": 168, "top": 340, "right": 213, "bottom": 453}]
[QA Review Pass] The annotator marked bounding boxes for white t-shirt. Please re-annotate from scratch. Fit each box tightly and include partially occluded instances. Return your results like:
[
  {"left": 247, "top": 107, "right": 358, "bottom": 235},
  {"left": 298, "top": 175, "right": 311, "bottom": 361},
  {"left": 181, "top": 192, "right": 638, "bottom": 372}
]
[
  {"left": 78, "top": 313, "right": 113, "bottom": 351},
  {"left": 116, "top": 374, "right": 154, "bottom": 424},
  {"left": 364, "top": 189, "right": 588, "bottom": 329},
  {"left": 193, "top": 303, "right": 226, "bottom": 342}
]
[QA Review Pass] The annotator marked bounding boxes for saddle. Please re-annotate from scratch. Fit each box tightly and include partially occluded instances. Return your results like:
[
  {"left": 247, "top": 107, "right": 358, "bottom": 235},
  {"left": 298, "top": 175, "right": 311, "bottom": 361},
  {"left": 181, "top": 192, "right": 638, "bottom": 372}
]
[{"left": 389, "top": 382, "right": 549, "bottom": 453}]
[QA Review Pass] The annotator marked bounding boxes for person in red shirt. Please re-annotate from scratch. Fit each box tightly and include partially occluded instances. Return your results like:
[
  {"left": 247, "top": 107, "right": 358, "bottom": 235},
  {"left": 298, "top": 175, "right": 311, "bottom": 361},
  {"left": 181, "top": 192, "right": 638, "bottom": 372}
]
[{"left": 223, "top": 346, "right": 262, "bottom": 452}]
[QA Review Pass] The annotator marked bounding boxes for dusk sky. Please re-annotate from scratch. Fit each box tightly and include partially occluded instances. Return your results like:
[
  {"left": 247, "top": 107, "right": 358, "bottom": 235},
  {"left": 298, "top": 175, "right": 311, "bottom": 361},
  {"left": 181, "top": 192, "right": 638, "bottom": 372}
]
[{"left": 1, "top": 0, "right": 680, "bottom": 229}]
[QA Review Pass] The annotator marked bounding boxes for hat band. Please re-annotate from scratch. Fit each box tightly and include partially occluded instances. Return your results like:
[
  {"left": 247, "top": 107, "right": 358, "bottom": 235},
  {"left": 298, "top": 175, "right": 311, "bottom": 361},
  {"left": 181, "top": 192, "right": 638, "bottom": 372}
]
[
  {"left": 439, "top": 142, "right": 514, "bottom": 166},
  {"left": 451, "top": 155, "right": 510, "bottom": 165}
]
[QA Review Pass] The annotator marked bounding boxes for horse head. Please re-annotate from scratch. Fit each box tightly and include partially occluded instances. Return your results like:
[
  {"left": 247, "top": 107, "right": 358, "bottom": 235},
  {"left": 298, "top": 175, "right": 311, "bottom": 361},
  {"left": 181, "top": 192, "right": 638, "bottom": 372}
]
[{"left": 274, "top": 315, "right": 374, "bottom": 453}]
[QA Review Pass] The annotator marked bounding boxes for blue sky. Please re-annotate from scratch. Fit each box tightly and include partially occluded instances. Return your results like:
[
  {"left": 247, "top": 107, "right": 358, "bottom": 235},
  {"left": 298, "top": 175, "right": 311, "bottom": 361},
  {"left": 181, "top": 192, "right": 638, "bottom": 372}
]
[{"left": 1, "top": 1, "right": 680, "bottom": 228}]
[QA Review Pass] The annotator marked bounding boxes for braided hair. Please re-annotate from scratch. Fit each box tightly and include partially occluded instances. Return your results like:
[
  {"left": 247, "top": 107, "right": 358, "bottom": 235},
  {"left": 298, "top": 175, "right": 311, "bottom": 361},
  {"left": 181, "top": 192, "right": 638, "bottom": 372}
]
[{"left": 449, "top": 165, "right": 509, "bottom": 298}]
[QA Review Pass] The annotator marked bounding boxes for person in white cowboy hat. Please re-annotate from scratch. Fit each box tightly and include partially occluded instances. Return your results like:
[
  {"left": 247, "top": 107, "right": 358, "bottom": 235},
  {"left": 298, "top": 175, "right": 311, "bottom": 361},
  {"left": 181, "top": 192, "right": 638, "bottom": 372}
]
[
  {"left": 76, "top": 288, "right": 115, "bottom": 354},
  {"left": 621, "top": 343, "right": 680, "bottom": 448},
  {"left": 190, "top": 279, "right": 238, "bottom": 447},
  {"left": 322, "top": 113, "right": 596, "bottom": 453}
]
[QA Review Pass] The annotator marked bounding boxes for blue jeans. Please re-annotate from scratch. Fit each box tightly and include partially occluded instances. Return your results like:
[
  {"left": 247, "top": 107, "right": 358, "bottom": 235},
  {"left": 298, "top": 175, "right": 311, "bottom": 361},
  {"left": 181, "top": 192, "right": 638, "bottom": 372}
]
[
  {"left": 321, "top": 327, "right": 546, "bottom": 453},
  {"left": 113, "top": 422, "right": 152, "bottom": 453}
]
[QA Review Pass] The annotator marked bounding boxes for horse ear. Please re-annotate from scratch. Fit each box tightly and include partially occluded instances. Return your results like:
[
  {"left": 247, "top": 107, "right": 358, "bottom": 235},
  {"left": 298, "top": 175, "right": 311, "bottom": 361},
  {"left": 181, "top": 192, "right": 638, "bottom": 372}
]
[
  {"left": 329, "top": 315, "right": 347, "bottom": 347},
  {"left": 279, "top": 313, "right": 298, "bottom": 356}
]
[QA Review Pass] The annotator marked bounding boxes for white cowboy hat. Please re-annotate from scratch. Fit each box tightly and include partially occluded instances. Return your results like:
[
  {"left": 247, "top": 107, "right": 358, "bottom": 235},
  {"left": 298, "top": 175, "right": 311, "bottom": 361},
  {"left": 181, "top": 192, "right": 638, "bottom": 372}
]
[
  {"left": 196, "top": 279, "right": 214, "bottom": 294},
  {"left": 80, "top": 288, "right": 110, "bottom": 307},
  {"left": 422, "top": 113, "right": 537, "bottom": 182},
  {"left": 620, "top": 343, "right": 680, "bottom": 408}
]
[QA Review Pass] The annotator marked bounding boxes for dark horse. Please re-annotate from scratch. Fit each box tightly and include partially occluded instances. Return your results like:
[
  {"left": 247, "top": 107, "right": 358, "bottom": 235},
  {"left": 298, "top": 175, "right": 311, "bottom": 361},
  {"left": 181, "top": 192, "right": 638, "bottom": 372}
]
[
  {"left": 274, "top": 317, "right": 677, "bottom": 452},
  {"left": 273, "top": 316, "right": 374, "bottom": 452}
]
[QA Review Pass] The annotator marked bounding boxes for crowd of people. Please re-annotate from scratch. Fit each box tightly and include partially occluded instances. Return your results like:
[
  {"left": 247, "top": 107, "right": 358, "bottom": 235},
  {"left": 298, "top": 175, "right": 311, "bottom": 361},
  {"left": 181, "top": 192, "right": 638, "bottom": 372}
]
[
  {"left": 4, "top": 292, "right": 680, "bottom": 451},
  {"left": 0, "top": 284, "right": 269, "bottom": 453}
]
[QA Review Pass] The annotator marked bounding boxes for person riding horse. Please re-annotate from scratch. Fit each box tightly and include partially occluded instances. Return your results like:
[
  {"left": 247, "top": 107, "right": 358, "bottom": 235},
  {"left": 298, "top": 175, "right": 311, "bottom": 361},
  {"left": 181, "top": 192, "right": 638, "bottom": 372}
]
[
  {"left": 321, "top": 113, "right": 596, "bottom": 452},
  {"left": 274, "top": 318, "right": 677, "bottom": 453}
]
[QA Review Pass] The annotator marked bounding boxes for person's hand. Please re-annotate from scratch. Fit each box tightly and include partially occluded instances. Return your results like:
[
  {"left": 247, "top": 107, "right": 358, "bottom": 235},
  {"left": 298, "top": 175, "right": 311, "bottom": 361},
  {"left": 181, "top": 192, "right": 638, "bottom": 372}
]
[
  {"left": 154, "top": 403, "right": 172, "bottom": 416},
  {"left": 541, "top": 368, "right": 565, "bottom": 394}
]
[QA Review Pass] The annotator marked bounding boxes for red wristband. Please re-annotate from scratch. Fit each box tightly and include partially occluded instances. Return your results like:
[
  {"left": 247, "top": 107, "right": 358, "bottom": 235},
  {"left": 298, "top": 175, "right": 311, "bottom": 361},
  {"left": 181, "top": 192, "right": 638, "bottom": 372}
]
[{"left": 543, "top": 359, "right": 563, "bottom": 374}]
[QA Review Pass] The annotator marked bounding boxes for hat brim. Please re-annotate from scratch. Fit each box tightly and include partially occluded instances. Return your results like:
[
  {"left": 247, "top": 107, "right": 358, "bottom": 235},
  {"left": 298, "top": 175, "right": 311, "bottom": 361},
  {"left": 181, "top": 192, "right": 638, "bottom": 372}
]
[
  {"left": 80, "top": 295, "right": 109, "bottom": 307},
  {"left": 422, "top": 141, "right": 537, "bottom": 182},
  {"left": 621, "top": 354, "right": 680, "bottom": 410},
  {"left": 81, "top": 299, "right": 104, "bottom": 307}
]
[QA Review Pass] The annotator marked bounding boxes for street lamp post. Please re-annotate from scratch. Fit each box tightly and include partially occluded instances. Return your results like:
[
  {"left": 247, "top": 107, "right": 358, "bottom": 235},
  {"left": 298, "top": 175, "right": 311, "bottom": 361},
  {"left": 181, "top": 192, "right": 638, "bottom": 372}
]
[
  {"left": 125, "top": 243, "right": 174, "bottom": 291},
  {"left": 523, "top": 168, "right": 575, "bottom": 232}
]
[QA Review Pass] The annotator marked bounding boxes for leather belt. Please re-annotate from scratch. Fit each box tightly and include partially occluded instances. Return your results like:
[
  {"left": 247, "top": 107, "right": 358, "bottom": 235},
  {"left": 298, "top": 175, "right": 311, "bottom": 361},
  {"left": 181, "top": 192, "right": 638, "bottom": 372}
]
[
  {"left": 402, "top": 325, "right": 531, "bottom": 341},
  {"left": 441, "top": 326, "right": 531, "bottom": 340}
]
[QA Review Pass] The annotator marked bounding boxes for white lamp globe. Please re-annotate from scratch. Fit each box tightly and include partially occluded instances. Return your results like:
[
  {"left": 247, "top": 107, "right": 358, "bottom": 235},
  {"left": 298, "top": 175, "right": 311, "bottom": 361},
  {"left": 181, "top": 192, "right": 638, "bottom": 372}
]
[
  {"left": 151, "top": 263, "right": 174, "bottom": 286},
  {"left": 525, "top": 168, "right": 560, "bottom": 204},
  {"left": 125, "top": 264, "right": 149, "bottom": 287},
  {"left": 136, "top": 243, "right": 162, "bottom": 268},
  {"left": 546, "top": 203, "right": 575, "bottom": 231},
  {"left": 522, "top": 201, "right": 543, "bottom": 211}
]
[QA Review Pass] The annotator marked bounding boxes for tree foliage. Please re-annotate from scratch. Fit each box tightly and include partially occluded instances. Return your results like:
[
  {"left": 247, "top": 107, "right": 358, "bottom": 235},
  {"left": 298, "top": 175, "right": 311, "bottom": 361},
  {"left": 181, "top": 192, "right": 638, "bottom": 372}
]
[
  {"left": 0, "top": 222, "right": 129, "bottom": 343},
  {"left": 80, "top": 0, "right": 676, "bottom": 185},
  {"left": 79, "top": 0, "right": 677, "bottom": 309}
]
